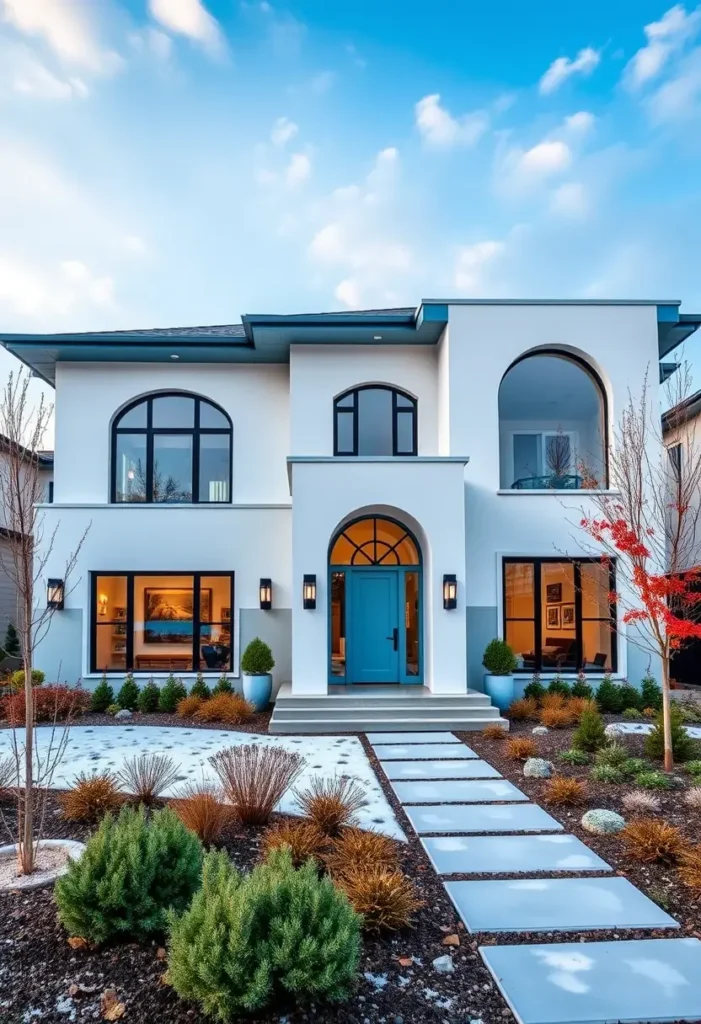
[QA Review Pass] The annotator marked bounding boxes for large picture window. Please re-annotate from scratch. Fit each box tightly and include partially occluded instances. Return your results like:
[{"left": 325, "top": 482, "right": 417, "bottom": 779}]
[
  {"left": 503, "top": 557, "right": 616, "bottom": 673},
  {"left": 111, "top": 392, "right": 232, "bottom": 503},
  {"left": 91, "top": 572, "right": 234, "bottom": 673},
  {"left": 334, "top": 385, "right": 417, "bottom": 456}
]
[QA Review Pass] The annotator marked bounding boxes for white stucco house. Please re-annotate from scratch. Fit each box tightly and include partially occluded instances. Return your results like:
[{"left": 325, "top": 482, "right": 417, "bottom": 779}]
[{"left": 1, "top": 299, "right": 699, "bottom": 730}]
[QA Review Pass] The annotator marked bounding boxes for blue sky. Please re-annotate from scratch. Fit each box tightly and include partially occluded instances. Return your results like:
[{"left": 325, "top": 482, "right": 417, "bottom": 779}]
[{"left": 1, "top": 0, "right": 701, "bottom": 347}]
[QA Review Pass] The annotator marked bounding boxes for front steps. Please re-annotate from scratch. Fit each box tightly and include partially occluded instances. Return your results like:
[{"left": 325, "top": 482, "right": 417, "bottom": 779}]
[{"left": 268, "top": 684, "right": 509, "bottom": 734}]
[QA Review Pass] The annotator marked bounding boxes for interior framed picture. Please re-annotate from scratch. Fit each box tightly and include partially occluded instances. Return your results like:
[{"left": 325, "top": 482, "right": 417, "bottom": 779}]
[
  {"left": 562, "top": 604, "right": 575, "bottom": 629},
  {"left": 546, "top": 605, "right": 561, "bottom": 629},
  {"left": 546, "top": 582, "right": 562, "bottom": 604},
  {"left": 222, "top": 607, "right": 231, "bottom": 622},
  {"left": 143, "top": 587, "right": 211, "bottom": 644}
]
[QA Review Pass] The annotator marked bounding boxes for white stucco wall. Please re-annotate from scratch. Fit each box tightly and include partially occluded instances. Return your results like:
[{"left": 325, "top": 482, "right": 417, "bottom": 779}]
[
  {"left": 289, "top": 345, "right": 439, "bottom": 455},
  {"left": 53, "top": 362, "right": 290, "bottom": 505}
]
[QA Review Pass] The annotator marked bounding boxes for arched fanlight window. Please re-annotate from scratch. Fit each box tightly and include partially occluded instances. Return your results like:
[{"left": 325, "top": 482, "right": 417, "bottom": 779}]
[
  {"left": 498, "top": 351, "right": 608, "bottom": 490},
  {"left": 330, "top": 517, "right": 420, "bottom": 565},
  {"left": 111, "top": 392, "right": 232, "bottom": 504},
  {"left": 334, "top": 385, "right": 417, "bottom": 456}
]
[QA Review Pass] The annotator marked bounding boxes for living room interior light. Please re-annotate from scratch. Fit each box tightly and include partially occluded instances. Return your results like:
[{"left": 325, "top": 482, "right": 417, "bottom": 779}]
[
  {"left": 303, "top": 574, "right": 316, "bottom": 609},
  {"left": 443, "top": 573, "right": 457, "bottom": 610},
  {"left": 259, "top": 578, "right": 272, "bottom": 610},
  {"left": 47, "top": 578, "right": 65, "bottom": 610}
]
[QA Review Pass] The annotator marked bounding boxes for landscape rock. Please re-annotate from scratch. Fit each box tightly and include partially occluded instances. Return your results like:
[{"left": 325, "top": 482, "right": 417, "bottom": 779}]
[
  {"left": 432, "top": 954, "right": 455, "bottom": 974},
  {"left": 532, "top": 726, "right": 549, "bottom": 735},
  {"left": 114, "top": 709, "right": 132, "bottom": 720},
  {"left": 523, "top": 757, "right": 554, "bottom": 778},
  {"left": 581, "top": 808, "right": 626, "bottom": 835},
  {"left": 605, "top": 723, "right": 624, "bottom": 738}
]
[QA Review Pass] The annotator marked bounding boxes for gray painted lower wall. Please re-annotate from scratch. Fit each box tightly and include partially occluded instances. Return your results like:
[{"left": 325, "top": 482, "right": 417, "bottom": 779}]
[
  {"left": 239, "top": 608, "right": 291, "bottom": 699},
  {"left": 466, "top": 605, "right": 498, "bottom": 693}
]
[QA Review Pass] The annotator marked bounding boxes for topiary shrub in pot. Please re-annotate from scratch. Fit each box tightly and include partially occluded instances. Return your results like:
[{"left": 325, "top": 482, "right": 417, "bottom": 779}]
[
  {"left": 240, "top": 637, "right": 275, "bottom": 711},
  {"left": 482, "top": 638, "right": 517, "bottom": 712}
]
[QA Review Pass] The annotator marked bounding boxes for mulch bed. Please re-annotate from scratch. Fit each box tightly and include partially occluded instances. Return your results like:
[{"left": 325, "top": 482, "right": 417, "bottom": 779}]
[
  {"left": 0, "top": 787, "right": 511, "bottom": 1024},
  {"left": 0, "top": 708, "right": 273, "bottom": 733},
  {"left": 464, "top": 721, "right": 701, "bottom": 943}
]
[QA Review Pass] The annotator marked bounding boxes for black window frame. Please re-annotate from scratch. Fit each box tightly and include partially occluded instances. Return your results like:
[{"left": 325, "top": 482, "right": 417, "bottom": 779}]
[
  {"left": 668, "top": 442, "right": 683, "bottom": 485},
  {"left": 111, "top": 391, "right": 232, "bottom": 504},
  {"left": 502, "top": 556, "right": 617, "bottom": 673},
  {"left": 333, "top": 385, "right": 418, "bottom": 457},
  {"left": 90, "top": 570, "right": 234, "bottom": 674}
]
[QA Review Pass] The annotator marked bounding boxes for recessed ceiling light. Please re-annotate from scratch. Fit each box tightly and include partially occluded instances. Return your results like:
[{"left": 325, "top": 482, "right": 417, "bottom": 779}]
[
  {"left": 170, "top": 354, "right": 180, "bottom": 360},
  {"left": 373, "top": 335, "right": 382, "bottom": 340}
]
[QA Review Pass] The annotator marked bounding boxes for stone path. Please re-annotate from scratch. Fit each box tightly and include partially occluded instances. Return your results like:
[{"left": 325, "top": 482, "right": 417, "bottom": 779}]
[
  {"left": 0, "top": 725, "right": 404, "bottom": 839},
  {"left": 369, "top": 730, "right": 701, "bottom": 1024}
]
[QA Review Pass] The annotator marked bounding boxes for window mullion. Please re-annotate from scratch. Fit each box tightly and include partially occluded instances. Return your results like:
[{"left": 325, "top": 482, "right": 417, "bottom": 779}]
[
  {"left": 193, "top": 573, "right": 201, "bottom": 672},
  {"left": 126, "top": 574, "right": 135, "bottom": 672},
  {"left": 534, "top": 560, "right": 542, "bottom": 673},
  {"left": 574, "top": 561, "right": 583, "bottom": 671}
]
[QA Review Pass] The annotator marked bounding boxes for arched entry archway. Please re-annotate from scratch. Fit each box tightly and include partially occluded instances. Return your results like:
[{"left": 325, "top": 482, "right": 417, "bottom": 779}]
[{"left": 328, "top": 515, "right": 422, "bottom": 684}]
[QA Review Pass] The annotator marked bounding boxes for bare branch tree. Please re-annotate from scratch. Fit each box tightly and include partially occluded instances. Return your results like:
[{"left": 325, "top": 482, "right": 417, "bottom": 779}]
[{"left": 0, "top": 370, "right": 89, "bottom": 874}]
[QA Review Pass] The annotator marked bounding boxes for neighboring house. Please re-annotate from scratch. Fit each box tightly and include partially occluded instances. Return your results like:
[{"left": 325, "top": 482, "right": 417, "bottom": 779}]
[
  {"left": 1, "top": 300, "right": 699, "bottom": 722},
  {"left": 0, "top": 438, "right": 53, "bottom": 642}
]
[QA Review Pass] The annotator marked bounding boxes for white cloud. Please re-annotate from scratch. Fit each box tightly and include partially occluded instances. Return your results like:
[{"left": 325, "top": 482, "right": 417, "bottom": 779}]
[
  {"left": 454, "top": 241, "right": 504, "bottom": 293},
  {"left": 335, "top": 278, "right": 362, "bottom": 308},
  {"left": 1, "top": 0, "right": 123, "bottom": 74},
  {"left": 519, "top": 140, "right": 572, "bottom": 177},
  {"left": 148, "top": 0, "right": 224, "bottom": 54},
  {"left": 310, "top": 70, "right": 335, "bottom": 94},
  {"left": 120, "top": 235, "right": 150, "bottom": 256},
  {"left": 539, "top": 47, "right": 600, "bottom": 94},
  {"left": 4, "top": 44, "right": 89, "bottom": 99},
  {"left": 0, "top": 255, "right": 114, "bottom": 318},
  {"left": 648, "top": 45, "right": 701, "bottom": 119},
  {"left": 563, "top": 111, "right": 596, "bottom": 135},
  {"left": 415, "top": 93, "right": 489, "bottom": 148},
  {"left": 550, "top": 181, "right": 588, "bottom": 219},
  {"left": 624, "top": 4, "right": 701, "bottom": 88},
  {"left": 271, "top": 116, "right": 298, "bottom": 147},
  {"left": 285, "top": 152, "right": 311, "bottom": 187}
]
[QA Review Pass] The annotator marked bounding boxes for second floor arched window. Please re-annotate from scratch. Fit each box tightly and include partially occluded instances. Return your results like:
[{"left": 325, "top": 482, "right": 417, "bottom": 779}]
[
  {"left": 111, "top": 392, "right": 232, "bottom": 504},
  {"left": 334, "top": 385, "right": 417, "bottom": 456}
]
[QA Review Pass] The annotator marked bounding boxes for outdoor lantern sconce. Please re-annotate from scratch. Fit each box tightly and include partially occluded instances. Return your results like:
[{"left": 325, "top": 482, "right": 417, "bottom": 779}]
[
  {"left": 443, "top": 574, "right": 457, "bottom": 610},
  {"left": 47, "top": 578, "right": 65, "bottom": 610},
  {"left": 303, "top": 574, "right": 317, "bottom": 610},
  {"left": 259, "top": 578, "right": 272, "bottom": 610}
]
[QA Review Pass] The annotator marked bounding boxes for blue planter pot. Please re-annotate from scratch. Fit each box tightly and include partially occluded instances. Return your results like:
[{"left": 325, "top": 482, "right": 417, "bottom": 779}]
[
  {"left": 242, "top": 673, "right": 272, "bottom": 711},
  {"left": 513, "top": 675, "right": 529, "bottom": 701},
  {"left": 484, "top": 673, "right": 515, "bottom": 712}
]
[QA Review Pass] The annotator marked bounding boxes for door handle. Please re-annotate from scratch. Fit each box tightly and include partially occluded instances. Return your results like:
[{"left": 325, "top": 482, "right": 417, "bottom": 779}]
[{"left": 385, "top": 628, "right": 398, "bottom": 651}]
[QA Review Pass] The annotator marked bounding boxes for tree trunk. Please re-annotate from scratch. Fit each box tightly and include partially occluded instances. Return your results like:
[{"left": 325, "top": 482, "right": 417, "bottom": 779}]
[{"left": 662, "top": 656, "right": 673, "bottom": 773}]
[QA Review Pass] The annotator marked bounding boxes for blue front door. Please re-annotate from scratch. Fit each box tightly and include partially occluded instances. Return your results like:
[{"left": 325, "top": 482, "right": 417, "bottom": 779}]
[{"left": 348, "top": 571, "right": 399, "bottom": 683}]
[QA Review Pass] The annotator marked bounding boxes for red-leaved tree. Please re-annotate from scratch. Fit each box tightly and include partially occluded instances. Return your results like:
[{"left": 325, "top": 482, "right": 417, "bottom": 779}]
[{"left": 579, "top": 364, "right": 701, "bottom": 771}]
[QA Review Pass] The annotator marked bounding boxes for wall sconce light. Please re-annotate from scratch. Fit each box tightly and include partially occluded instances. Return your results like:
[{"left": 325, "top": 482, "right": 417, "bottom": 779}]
[
  {"left": 443, "top": 573, "right": 457, "bottom": 610},
  {"left": 98, "top": 594, "right": 108, "bottom": 617},
  {"left": 303, "top": 574, "right": 317, "bottom": 610},
  {"left": 259, "top": 578, "right": 272, "bottom": 610},
  {"left": 47, "top": 578, "right": 65, "bottom": 610}
]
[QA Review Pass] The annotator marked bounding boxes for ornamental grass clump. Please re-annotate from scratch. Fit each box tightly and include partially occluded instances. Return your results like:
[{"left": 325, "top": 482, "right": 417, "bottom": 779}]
[
  {"left": 0, "top": 755, "right": 16, "bottom": 797},
  {"left": 116, "top": 673, "right": 140, "bottom": 711},
  {"left": 508, "top": 697, "right": 539, "bottom": 721},
  {"left": 622, "top": 791, "right": 662, "bottom": 815},
  {"left": 569, "top": 697, "right": 598, "bottom": 720},
  {"left": 118, "top": 753, "right": 180, "bottom": 806},
  {"left": 482, "top": 722, "right": 507, "bottom": 740},
  {"left": 594, "top": 742, "right": 631, "bottom": 771},
  {"left": 572, "top": 706, "right": 608, "bottom": 752},
  {"left": 177, "top": 695, "right": 203, "bottom": 718},
  {"left": 635, "top": 770, "right": 674, "bottom": 790},
  {"left": 325, "top": 828, "right": 400, "bottom": 876},
  {"left": 543, "top": 776, "right": 587, "bottom": 806},
  {"left": 590, "top": 764, "right": 626, "bottom": 784},
  {"left": 559, "top": 747, "right": 591, "bottom": 765},
  {"left": 260, "top": 820, "right": 328, "bottom": 867},
  {"left": 678, "top": 846, "right": 701, "bottom": 890},
  {"left": 644, "top": 705, "right": 701, "bottom": 764},
  {"left": 684, "top": 786, "right": 701, "bottom": 810},
  {"left": 194, "top": 693, "right": 255, "bottom": 725},
  {"left": 294, "top": 775, "right": 368, "bottom": 836},
  {"left": 539, "top": 705, "right": 575, "bottom": 729},
  {"left": 56, "top": 805, "right": 203, "bottom": 945},
  {"left": 210, "top": 744, "right": 305, "bottom": 825},
  {"left": 59, "top": 771, "right": 123, "bottom": 823},
  {"left": 166, "top": 848, "right": 361, "bottom": 1020},
  {"left": 169, "top": 782, "right": 232, "bottom": 845},
  {"left": 505, "top": 737, "right": 537, "bottom": 761},
  {"left": 158, "top": 674, "right": 188, "bottom": 714},
  {"left": 137, "top": 679, "right": 160, "bottom": 713},
  {"left": 335, "top": 865, "right": 423, "bottom": 933},
  {"left": 620, "top": 818, "right": 685, "bottom": 864}
]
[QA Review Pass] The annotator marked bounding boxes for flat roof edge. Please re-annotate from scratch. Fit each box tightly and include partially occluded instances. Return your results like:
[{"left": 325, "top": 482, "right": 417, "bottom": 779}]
[{"left": 421, "top": 298, "right": 682, "bottom": 307}]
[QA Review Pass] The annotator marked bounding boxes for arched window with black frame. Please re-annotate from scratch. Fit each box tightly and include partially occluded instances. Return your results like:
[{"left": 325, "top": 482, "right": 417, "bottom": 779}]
[
  {"left": 334, "top": 384, "right": 417, "bottom": 456},
  {"left": 111, "top": 392, "right": 232, "bottom": 504}
]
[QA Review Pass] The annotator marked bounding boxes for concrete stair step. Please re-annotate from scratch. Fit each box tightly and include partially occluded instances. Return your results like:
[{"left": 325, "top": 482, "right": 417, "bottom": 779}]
[
  {"left": 274, "top": 695, "right": 493, "bottom": 709},
  {"left": 272, "top": 705, "right": 502, "bottom": 722},
  {"left": 268, "top": 716, "right": 510, "bottom": 734}
]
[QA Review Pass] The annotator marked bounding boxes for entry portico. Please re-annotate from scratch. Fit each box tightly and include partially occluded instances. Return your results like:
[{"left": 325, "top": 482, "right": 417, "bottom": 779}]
[{"left": 288, "top": 455, "right": 469, "bottom": 696}]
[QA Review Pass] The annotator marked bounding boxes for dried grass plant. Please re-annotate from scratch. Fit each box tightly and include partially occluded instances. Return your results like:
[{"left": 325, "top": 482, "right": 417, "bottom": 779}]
[
  {"left": 684, "top": 786, "right": 701, "bottom": 810},
  {"left": 325, "top": 827, "right": 400, "bottom": 876},
  {"left": 336, "top": 866, "right": 423, "bottom": 932},
  {"left": 622, "top": 791, "right": 662, "bottom": 815},
  {"left": 508, "top": 698, "right": 539, "bottom": 721},
  {"left": 620, "top": 817, "right": 685, "bottom": 864},
  {"left": 194, "top": 693, "right": 255, "bottom": 726},
  {"left": 261, "top": 819, "right": 328, "bottom": 866},
  {"left": 678, "top": 846, "right": 701, "bottom": 890},
  {"left": 176, "top": 696, "right": 203, "bottom": 718},
  {"left": 482, "top": 723, "right": 507, "bottom": 740},
  {"left": 169, "top": 782, "right": 232, "bottom": 844},
  {"left": 59, "top": 771, "right": 123, "bottom": 823},
  {"left": 543, "top": 776, "right": 587, "bottom": 806},
  {"left": 294, "top": 775, "right": 368, "bottom": 836},
  {"left": 209, "top": 744, "right": 305, "bottom": 825},
  {"left": 539, "top": 706, "right": 576, "bottom": 729},
  {"left": 505, "top": 737, "right": 537, "bottom": 761},
  {"left": 118, "top": 753, "right": 180, "bottom": 806}
]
